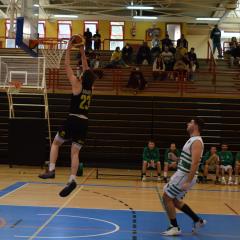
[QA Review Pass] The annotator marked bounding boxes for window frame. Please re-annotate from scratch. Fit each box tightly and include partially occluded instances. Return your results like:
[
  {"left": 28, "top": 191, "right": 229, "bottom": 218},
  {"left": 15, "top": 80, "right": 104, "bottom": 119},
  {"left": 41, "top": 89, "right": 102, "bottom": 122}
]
[
  {"left": 110, "top": 21, "right": 125, "bottom": 50},
  {"left": 57, "top": 20, "right": 72, "bottom": 39}
]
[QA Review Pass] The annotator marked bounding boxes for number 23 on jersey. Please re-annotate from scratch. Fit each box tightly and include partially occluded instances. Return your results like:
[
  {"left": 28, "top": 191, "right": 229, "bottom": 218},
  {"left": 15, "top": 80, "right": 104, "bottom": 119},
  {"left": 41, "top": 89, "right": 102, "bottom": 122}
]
[{"left": 79, "top": 94, "right": 91, "bottom": 110}]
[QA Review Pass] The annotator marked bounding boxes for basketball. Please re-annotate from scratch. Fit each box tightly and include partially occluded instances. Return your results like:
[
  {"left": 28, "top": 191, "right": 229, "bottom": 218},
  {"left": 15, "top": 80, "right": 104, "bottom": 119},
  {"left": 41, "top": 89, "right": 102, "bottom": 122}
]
[{"left": 71, "top": 35, "right": 83, "bottom": 44}]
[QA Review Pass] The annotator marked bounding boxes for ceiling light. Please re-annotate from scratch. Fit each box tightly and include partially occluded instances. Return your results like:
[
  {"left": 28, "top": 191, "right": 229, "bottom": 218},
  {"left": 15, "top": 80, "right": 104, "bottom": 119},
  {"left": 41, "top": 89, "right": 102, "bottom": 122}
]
[
  {"left": 196, "top": 18, "right": 220, "bottom": 21},
  {"left": 54, "top": 15, "right": 78, "bottom": 18},
  {"left": 133, "top": 16, "right": 158, "bottom": 20},
  {"left": 127, "top": 6, "right": 154, "bottom": 10},
  {"left": 33, "top": 4, "right": 39, "bottom": 7}
]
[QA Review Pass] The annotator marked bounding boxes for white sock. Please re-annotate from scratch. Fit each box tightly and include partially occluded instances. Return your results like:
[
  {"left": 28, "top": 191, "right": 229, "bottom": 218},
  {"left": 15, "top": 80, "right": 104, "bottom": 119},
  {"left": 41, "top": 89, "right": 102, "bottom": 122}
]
[
  {"left": 164, "top": 172, "right": 167, "bottom": 178},
  {"left": 69, "top": 175, "right": 76, "bottom": 183},
  {"left": 49, "top": 163, "right": 55, "bottom": 171}
]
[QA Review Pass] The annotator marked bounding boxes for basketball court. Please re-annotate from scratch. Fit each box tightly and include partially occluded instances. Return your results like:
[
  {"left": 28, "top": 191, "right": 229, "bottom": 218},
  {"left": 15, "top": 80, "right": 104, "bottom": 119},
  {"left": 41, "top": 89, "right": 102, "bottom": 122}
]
[{"left": 0, "top": 167, "right": 239, "bottom": 240}]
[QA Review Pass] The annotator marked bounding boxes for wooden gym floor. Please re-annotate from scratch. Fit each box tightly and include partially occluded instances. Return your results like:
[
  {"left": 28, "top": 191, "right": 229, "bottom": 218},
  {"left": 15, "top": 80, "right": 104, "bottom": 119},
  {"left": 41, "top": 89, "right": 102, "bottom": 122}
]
[{"left": 0, "top": 165, "right": 240, "bottom": 240}]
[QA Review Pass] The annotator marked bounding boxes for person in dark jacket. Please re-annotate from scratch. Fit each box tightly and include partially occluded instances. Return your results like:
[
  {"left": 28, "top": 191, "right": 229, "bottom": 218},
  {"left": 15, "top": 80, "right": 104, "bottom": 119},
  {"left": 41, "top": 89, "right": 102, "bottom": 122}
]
[
  {"left": 122, "top": 43, "right": 133, "bottom": 64},
  {"left": 210, "top": 25, "right": 223, "bottom": 58},
  {"left": 177, "top": 34, "right": 188, "bottom": 49},
  {"left": 136, "top": 42, "right": 151, "bottom": 65},
  {"left": 162, "top": 34, "right": 173, "bottom": 50},
  {"left": 93, "top": 30, "right": 101, "bottom": 50},
  {"left": 127, "top": 67, "right": 147, "bottom": 92},
  {"left": 84, "top": 28, "right": 93, "bottom": 51}
]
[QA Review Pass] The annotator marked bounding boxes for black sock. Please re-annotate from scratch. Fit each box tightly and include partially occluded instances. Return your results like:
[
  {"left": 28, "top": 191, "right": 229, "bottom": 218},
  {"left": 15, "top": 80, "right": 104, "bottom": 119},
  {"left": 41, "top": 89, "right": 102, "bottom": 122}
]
[
  {"left": 181, "top": 204, "right": 200, "bottom": 222},
  {"left": 170, "top": 218, "right": 178, "bottom": 227},
  {"left": 158, "top": 173, "right": 161, "bottom": 177}
]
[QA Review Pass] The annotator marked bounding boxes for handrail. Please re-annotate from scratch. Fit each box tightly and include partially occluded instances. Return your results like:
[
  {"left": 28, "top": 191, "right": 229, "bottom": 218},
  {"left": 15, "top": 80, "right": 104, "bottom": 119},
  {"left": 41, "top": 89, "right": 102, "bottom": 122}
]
[{"left": 207, "top": 40, "right": 216, "bottom": 83}]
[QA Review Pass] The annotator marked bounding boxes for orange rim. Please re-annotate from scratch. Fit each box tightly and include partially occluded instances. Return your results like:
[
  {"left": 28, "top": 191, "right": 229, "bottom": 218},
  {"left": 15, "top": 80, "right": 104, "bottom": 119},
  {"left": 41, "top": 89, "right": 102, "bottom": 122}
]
[{"left": 10, "top": 81, "right": 22, "bottom": 89}]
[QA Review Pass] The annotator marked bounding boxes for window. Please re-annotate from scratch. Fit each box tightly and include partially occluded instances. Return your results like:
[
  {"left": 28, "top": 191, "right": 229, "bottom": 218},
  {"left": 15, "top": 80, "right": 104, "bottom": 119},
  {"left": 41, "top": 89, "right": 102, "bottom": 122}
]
[
  {"left": 84, "top": 21, "right": 98, "bottom": 35},
  {"left": 58, "top": 21, "right": 72, "bottom": 39},
  {"left": 166, "top": 24, "right": 181, "bottom": 47},
  {"left": 84, "top": 21, "right": 98, "bottom": 49},
  {"left": 6, "top": 19, "right": 16, "bottom": 48},
  {"left": 38, "top": 20, "right": 45, "bottom": 38},
  {"left": 110, "top": 21, "right": 124, "bottom": 50}
]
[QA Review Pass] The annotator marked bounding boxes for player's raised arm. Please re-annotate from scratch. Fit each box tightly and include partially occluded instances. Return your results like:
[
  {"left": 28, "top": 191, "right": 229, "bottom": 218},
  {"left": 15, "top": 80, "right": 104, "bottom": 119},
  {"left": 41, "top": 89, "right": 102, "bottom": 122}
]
[
  {"left": 79, "top": 44, "right": 90, "bottom": 72},
  {"left": 64, "top": 39, "right": 77, "bottom": 85}
]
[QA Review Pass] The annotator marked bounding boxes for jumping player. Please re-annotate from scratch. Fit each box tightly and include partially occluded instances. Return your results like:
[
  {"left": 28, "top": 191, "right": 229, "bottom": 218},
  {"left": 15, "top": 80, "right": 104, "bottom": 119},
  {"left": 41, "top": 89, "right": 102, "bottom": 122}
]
[
  {"left": 39, "top": 36, "right": 96, "bottom": 197},
  {"left": 162, "top": 117, "right": 206, "bottom": 236}
]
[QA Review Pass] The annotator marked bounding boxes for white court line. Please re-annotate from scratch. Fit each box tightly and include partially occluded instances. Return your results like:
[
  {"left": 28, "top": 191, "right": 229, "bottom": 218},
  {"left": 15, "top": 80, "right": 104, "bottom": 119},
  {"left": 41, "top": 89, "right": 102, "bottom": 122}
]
[
  {"left": 0, "top": 183, "right": 29, "bottom": 200},
  {"left": 16, "top": 214, "right": 120, "bottom": 239},
  {"left": 27, "top": 169, "right": 95, "bottom": 240}
]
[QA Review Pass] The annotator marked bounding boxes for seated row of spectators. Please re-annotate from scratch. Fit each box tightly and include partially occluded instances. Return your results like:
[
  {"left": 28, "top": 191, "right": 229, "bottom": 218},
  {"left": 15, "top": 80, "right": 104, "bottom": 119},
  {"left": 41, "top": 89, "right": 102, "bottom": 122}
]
[
  {"left": 152, "top": 47, "right": 198, "bottom": 81},
  {"left": 201, "top": 143, "right": 240, "bottom": 185},
  {"left": 142, "top": 140, "right": 180, "bottom": 182},
  {"left": 142, "top": 140, "right": 240, "bottom": 185}
]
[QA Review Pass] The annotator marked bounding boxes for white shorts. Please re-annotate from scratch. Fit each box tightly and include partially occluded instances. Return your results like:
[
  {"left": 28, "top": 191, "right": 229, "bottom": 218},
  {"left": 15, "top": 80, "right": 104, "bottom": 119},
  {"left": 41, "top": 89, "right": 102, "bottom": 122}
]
[
  {"left": 163, "top": 170, "right": 197, "bottom": 200},
  {"left": 220, "top": 165, "right": 232, "bottom": 172}
]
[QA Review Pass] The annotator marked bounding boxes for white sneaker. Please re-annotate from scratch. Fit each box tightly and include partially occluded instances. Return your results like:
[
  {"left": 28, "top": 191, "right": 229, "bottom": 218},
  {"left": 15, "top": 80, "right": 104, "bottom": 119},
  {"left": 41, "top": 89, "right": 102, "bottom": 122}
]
[
  {"left": 162, "top": 225, "right": 181, "bottom": 236},
  {"left": 192, "top": 219, "right": 207, "bottom": 233},
  {"left": 142, "top": 175, "right": 147, "bottom": 182},
  {"left": 228, "top": 180, "right": 233, "bottom": 185},
  {"left": 157, "top": 176, "right": 161, "bottom": 182},
  {"left": 234, "top": 180, "right": 239, "bottom": 185},
  {"left": 221, "top": 177, "right": 226, "bottom": 184}
]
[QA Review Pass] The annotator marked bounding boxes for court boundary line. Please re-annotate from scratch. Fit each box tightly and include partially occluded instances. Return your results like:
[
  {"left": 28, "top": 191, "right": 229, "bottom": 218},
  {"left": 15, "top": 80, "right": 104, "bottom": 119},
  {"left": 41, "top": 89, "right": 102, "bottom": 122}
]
[
  {"left": 0, "top": 182, "right": 28, "bottom": 199},
  {"left": 224, "top": 203, "right": 239, "bottom": 215},
  {"left": 27, "top": 168, "right": 95, "bottom": 240},
  {"left": 16, "top": 181, "right": 240, "bottom": 193}
]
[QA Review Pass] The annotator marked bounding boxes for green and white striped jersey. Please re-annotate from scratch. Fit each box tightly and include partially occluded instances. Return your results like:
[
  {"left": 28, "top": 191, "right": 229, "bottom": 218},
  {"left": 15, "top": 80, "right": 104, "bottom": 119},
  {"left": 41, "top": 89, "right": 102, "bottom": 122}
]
[{"left": 178, "top": 136, "right": 204, "bottom": 174}]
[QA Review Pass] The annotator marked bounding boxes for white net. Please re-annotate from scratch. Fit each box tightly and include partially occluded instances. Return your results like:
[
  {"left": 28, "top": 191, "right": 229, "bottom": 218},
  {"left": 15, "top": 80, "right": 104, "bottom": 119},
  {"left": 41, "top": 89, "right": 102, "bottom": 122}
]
[
  {"left": 0, "top": 56, "right": 45, "bottom": 89},
  {"left": 39, "top": 39, "right": 68, "bottom": 69}
]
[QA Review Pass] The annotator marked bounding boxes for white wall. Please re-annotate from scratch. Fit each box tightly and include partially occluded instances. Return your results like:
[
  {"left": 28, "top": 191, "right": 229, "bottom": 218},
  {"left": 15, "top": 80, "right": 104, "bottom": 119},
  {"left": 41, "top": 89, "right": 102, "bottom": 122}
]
[{"left": 187, "top": 35, "right": 209, "bottom": 59}]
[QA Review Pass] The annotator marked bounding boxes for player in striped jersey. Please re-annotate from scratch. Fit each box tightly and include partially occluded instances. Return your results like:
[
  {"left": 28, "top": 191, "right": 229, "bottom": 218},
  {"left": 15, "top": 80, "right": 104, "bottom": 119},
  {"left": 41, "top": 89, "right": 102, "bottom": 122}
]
[{"left": 162, "top": 117, "right": 206, "bottom": 236}]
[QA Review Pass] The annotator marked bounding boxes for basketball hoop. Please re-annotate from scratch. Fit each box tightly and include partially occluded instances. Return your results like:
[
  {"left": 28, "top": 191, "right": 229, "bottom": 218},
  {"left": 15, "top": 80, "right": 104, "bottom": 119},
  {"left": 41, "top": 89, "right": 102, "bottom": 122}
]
[
  {"left": 39, "top": 38, "right": 68, "bottom": 69},
  {"left": 9, "top": 81, "right": 22, "bottom": 93}
]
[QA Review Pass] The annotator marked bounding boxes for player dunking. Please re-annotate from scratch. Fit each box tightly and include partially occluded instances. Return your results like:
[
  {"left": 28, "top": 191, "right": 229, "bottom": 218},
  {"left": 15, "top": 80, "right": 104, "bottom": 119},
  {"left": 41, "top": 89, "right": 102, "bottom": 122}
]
[
  {"left": 162, "top": 117, "right": 206, "bottom": 236},
  {"left": 39, "top": 36, "right": 96, "bottom": 197}
]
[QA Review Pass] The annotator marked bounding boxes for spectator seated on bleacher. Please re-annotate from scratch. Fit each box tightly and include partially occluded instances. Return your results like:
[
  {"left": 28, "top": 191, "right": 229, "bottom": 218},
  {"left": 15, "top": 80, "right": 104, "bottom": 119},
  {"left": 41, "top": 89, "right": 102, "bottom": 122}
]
[
  {"left": 122, "top": 43, "right": 133, "bottom": 65},
  {"left": 228, "top": 39, "right": 240, "bottom": 68},
  {"left": 163, "top": 143, "right": 180, "bottom": 183},
  {"left": 90, "top": 53, "right": 101, "bottom": 69},
  {"left": 152, "top": 55, "right": 166, "bottom": 81},
  {"left": 161, "top": 46, "right": 175, "bottom": 72},
  {"left": 218, "top": 143, "right": 234, "bottom": 185},
  {"left": 177, "top": 34, "right": 188, "bottom": 49},
  {"left": 175, "top": 44, "right": 188, "bottom": 61},
  {"left": 188, "top": 47, "right": 199, "bottom": 71},
  {"left": 173, "top": 59, "right": 189, "bottom": 81},
  {"left": 161, "top": 34, "right": 173, "bottom": 51},
  {"left": 136, "top": 42, "right": 151, "bottom": 65},
  {"left": 202, "top": 146, "right": 220, "bottom": 184},
  {"left": 151, "top": 36, "right": 161, "bottom": 60},
  {"left": 142, "top": 140, "right": 161, "bottom": 182},
  {"left": 126, "top": 67, "right": 147, "bottom": 93},
  {"left": 234, "top": 151, "right": 240, "bottom": 185},
  {"left": 90, "top": 54, "right": 103, "bottom": 79},
  {"left": 106, "top": 47, "right": 129, "bottom": 68}
]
